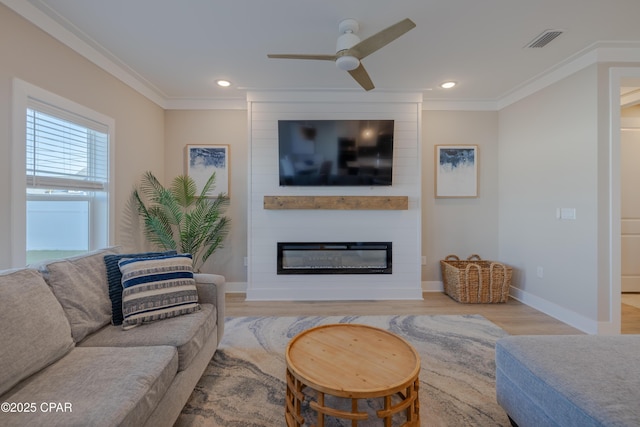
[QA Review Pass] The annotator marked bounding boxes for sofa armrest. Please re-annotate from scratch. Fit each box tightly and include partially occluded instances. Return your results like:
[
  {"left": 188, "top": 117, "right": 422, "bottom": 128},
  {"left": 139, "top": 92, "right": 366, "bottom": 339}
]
[{"left": 194, "top": 273, "right": 226, "bottom": 344}]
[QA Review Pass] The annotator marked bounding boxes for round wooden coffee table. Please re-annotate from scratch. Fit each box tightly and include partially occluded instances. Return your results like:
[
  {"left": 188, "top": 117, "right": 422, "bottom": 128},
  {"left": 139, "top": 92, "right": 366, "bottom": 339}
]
[{"left": 285, "top": 323, "right": 420, "bottom": 427}]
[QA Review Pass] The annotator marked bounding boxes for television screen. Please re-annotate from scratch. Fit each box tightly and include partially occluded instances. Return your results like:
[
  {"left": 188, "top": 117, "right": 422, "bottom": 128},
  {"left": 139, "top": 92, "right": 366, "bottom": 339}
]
[{"left": 278, "top": 119, "right": 394, "bottom": 186}]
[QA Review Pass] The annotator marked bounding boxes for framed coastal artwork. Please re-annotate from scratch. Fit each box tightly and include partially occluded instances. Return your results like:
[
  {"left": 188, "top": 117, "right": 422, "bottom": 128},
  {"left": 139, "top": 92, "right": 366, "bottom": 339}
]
[
  {"left": 185, "top": 144, "right": 230, "bottom": 197},
  {"left": 435, "top": 145, "right": 478, "bottom": 198}
]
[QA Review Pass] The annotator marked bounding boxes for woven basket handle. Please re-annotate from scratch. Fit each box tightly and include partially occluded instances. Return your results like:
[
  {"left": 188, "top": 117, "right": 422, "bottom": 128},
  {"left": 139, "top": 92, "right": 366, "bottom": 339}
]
[
  {"left": 464, "top": 263, "right": 482, "bottom": 303},
  {"left": 445, "top": 254, "right": 460, "bottom": 261},
  {"left": 467, "top": 254, "right": 482, "bottom": 261},
  {"left": 489, "top": 262, "right": 508, "bottom": 302}
]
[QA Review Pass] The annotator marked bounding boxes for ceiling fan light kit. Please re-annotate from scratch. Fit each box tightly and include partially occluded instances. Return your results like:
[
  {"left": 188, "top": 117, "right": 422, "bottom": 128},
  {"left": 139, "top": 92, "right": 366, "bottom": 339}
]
[
  {"left": 336, "top": 55, "right": 360, "bottom": 71},
  {"left": 267, "top": 18, "right": 416, "bottom": 91}
]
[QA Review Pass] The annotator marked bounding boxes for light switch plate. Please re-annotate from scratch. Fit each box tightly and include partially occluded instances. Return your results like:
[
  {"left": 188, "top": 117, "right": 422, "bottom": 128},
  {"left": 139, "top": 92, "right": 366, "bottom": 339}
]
[{"left": 560, "top": 208, "right": 576, "bottom": 220}]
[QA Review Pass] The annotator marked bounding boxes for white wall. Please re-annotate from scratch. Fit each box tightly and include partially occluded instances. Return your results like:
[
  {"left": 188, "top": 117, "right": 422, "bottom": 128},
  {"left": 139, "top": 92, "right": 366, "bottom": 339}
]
[
  {"left": 0, "top": 4, "right": 165, "bottom": 269},
  {"left": 498, "top": 65, "right": 600, "bottom": 331},
  {"left": 246, "top": 91, "right": 422, "bottom": 300}
]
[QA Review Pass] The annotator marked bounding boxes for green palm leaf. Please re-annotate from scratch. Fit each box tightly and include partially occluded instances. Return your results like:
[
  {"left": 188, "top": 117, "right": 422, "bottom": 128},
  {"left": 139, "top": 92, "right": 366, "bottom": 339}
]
[{"left": 130, "top": 171, "right": 230, "bottom": 271}]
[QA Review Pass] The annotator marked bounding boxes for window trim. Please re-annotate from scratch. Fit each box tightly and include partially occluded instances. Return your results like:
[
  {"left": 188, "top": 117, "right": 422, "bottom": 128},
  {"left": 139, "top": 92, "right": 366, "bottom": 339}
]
[{"left": 11, "top": 78, "right": 115, "bottom": 267}]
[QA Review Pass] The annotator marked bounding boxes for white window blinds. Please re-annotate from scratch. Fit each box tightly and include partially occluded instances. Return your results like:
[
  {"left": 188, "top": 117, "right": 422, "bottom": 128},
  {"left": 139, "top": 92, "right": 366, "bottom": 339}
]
[{"left": 26, "top": 100, "right": 109, "bottom": 191}]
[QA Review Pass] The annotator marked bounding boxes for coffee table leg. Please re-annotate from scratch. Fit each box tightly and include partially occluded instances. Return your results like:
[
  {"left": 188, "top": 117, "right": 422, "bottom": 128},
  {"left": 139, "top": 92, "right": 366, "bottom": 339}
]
[
  {"left": 285, "top": 368, "right": 305, "bottom": 427},
  {"left": 352, "top": 399, "right": 360, "bottom": 427},
  {"left": 406, "top": 379, "right": 420, "bottom": 425},
  {"left": 383, "top": 395, "right": 392, "bottom": 427},
  {"left": 317, "top": 392, "right": 324, "bottom": 427}
]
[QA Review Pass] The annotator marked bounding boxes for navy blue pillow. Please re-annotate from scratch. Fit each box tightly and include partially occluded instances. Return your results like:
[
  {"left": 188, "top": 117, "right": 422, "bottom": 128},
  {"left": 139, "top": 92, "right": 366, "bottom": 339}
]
[{"left": 104, "top": 251, "right": 177, "bottom": 325}]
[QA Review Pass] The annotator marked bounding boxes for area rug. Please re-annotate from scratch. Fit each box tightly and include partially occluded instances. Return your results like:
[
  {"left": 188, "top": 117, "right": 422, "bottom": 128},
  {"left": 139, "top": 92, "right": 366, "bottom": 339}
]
[{"left": 175, "top": 315, "right": 511, "bottom": 427}]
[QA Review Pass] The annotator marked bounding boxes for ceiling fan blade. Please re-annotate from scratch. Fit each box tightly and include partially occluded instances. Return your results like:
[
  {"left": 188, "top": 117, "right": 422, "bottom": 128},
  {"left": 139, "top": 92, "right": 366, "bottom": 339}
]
[
  {"left": 267, "top": 54, "right": 337, "bottom": 61},
  {"left": 348, "top": 18, "right": 416, "bottom": 59},
  {"left": 348, "top": 63, "right": 375, "bottom": 91}
]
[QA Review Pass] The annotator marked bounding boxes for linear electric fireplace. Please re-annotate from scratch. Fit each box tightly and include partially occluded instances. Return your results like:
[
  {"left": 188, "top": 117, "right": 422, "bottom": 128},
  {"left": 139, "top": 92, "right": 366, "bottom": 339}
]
[{"left": 277, "top": 242, "right": 392, "bottom": 275}]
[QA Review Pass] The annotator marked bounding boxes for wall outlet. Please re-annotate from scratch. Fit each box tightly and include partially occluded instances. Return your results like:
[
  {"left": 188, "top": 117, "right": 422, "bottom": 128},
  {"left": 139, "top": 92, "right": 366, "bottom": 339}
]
[{"left": 536, "top": 266, "right": 544, "bottom": 278}]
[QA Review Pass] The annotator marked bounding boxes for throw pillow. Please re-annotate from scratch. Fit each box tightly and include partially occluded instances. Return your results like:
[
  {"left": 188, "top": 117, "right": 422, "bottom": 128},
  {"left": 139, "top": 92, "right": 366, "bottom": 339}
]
[
  {"left": 119, "top": 253, "right": 200, "bottom": 329},
  {"left": 44, "top": 248, "right": 118, "bottom": 342},
  {"left": 104, "top": 250, "right": 176, "bottom": 325}
]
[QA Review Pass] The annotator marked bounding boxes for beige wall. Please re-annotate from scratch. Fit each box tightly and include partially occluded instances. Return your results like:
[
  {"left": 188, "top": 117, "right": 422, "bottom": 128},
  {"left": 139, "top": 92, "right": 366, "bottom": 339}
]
[
  {"left": 498, "top": 65, "right": 600, "bottom": 328},
  {"left": 164, "top": 110, "right": 248, "bottom": 281},
  {"left": 421, "top": 111, "right": 500, "bottom": 283},
  {"left": 0, "top": 4, "right": 165, "bottom": 269}
]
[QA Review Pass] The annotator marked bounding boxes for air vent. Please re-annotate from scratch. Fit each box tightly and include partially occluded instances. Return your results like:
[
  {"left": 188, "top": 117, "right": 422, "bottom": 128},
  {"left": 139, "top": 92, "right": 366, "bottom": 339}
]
[{"left": 526, "top": 30, "right": 564, "bottom": 48}]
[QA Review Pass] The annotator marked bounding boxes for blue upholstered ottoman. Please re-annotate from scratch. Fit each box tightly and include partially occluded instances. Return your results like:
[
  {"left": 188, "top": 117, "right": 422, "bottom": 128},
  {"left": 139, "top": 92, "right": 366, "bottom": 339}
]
[{"left": 495, "top": 335, "right": 640, "bottom": 427}]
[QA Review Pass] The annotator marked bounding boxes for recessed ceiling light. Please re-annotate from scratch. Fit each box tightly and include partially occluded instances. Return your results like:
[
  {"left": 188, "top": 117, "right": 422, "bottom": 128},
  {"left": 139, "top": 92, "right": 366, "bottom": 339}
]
[
  {"left": 440, "top": 81, "right": 456, "bottom": 89},
  {"left": 216, "top": 80, "right": 231, "bottom": 87}
]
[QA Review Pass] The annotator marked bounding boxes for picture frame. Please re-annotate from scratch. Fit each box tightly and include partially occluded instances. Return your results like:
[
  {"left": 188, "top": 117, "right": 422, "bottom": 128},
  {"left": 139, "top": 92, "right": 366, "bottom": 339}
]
[
  {"left": 185, "top": 144, "right": 230, "bottom": 197},
  {"left": 435, "top": 145, "right": 478, "bottom": 198}
]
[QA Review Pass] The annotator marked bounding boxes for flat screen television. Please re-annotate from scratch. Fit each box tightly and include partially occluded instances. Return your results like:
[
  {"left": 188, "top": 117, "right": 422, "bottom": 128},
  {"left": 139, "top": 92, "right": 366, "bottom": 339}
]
[{"left": 278, "top": 119, "right": 394, "bottom": 186}]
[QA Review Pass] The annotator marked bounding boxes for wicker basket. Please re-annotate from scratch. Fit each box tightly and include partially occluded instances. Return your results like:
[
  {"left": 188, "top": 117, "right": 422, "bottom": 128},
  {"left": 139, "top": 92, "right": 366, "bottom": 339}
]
[{"left": 440, "top": 254, "right": 512, "bottom": 303}]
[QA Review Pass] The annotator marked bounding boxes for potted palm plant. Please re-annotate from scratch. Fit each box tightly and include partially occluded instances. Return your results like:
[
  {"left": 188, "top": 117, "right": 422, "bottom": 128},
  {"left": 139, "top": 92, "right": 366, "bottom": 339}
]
[{"left": 130, "top": 170, "right": 230, "bottom": 272}]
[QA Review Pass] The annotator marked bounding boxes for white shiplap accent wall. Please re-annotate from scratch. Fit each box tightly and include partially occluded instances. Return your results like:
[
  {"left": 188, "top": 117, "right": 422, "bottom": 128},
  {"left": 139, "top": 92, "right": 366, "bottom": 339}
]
[{"left": 246, "top": 91, "right": 423, "bottom": 300}]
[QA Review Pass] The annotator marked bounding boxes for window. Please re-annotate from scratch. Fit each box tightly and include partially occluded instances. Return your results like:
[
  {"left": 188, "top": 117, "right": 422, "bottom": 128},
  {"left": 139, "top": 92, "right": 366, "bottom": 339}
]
[{"left": 12, "top": 79, "right": 114, "bottom": 266}]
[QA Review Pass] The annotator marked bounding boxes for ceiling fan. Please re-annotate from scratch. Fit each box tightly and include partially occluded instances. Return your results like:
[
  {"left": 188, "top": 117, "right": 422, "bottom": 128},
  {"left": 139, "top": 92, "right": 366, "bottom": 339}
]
[{"left": 267, "top": 18, "right": 416, "bottom": 91}]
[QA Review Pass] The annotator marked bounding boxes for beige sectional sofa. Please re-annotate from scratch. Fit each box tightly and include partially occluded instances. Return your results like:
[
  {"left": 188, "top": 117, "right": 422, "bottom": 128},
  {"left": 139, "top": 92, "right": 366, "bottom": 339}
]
[{"left": 0, "top": 248, "right": 225, "bottom": 427}]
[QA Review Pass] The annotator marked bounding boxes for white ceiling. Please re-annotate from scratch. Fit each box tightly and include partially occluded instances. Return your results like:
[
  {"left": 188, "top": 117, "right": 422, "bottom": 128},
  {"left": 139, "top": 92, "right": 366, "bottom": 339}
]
[{"left": 7, "top": 0, "right": 640, "bottom": 107}]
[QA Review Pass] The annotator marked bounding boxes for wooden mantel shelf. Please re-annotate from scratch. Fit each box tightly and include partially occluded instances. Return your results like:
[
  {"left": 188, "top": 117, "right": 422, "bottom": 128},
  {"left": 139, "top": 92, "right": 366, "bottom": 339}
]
[{"left": 263, "top": 195, "right": 409, "bottom": 210}]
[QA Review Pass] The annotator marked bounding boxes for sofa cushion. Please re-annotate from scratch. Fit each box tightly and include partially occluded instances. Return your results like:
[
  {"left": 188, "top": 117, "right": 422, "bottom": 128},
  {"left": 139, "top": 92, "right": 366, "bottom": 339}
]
[
  {"left": 120, "top": 253, "right": 200, "bottom": 329},
  {"left": 43, "top": 248, "right": 118, "bottom": 342},
  {"left": 104, "top": 250, "right": 177, "bottom": 326},
  {"left": 0, "top": 269, "right": 75, "bottom": 396},
  {"left": 0, "top": 346, "right": 178, "bottom": 427},
  {"left": 79, "top": 303, "right": 216, "bottom": 371},
  {"left": 496, "top": 335, "right": 640, "bottom": 427}
]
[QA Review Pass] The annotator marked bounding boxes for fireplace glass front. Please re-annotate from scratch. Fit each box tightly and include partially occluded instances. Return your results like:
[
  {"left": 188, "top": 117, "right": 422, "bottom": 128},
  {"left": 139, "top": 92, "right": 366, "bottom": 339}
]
[{"left": 277, "top": 242, "right": 392, "bottom": 274}]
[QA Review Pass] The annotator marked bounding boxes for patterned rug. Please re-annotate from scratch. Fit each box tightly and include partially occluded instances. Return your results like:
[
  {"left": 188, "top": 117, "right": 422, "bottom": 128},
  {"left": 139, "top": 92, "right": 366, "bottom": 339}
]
[{"left": 175, "top": 315, "right": 511, "bottom": 427}]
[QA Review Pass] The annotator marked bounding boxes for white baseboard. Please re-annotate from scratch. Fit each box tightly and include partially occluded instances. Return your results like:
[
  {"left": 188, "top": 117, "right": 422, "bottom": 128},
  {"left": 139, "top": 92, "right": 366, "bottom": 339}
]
[
  {"left": 509, "top": 287, "right": 600, "bottom": 334},
  {"left": 230, "top": 281, "right": 443, "bottom": 294},
  {"left": 225, "top": 281, "right": 247, "bottom": 293},
  {"left": 246, "top": 287, "right": 423, "bottom": 301},
  {"left": 422, "top": 281, "right": 444, "bottom": 292}
]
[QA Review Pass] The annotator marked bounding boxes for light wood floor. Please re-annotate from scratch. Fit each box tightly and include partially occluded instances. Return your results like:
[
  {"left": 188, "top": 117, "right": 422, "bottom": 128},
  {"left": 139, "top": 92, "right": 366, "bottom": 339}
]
[
  {"left": 622, "top": 303, "right": 640, "bottom": 334},
  {"left": 226, "top": 292, "right": 640, "bottom": 335}
]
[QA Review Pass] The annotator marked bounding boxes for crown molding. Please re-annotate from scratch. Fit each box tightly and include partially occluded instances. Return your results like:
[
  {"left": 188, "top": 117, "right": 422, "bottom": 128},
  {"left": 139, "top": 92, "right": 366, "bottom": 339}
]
[
  {"left": 163, "top": 98, "right": 248, "bottom": 110},
  {"left": 246, "top": 89, "right": 423, "bottom": 104},
  {"left": 422, "top": 99, "right": 498, "bottom": 111}
]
